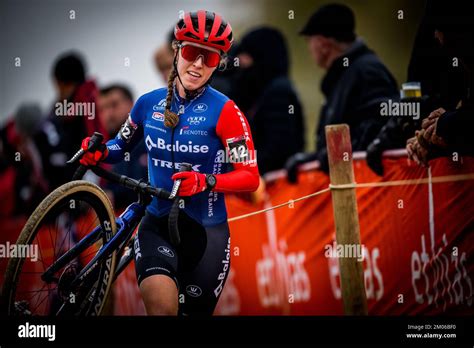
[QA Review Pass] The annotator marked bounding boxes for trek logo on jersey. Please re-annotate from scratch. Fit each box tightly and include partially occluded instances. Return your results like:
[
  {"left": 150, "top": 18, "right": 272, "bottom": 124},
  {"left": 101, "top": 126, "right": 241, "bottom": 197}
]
[
  {"left": 152, "top": 112, "right": 165, "bottom": 122},
  {"left": 186, "top": 285, "right": 203, "bottom": 297},
  {"left": 187, "top": 116, "right": 207, "bottom": 125},
  {"left": 150, "top": 157, "right": 202, "bottom": 171},
  {"left": 158, "top": 246, "right": 174, "bottom": 258},
  {"left": 179, "top": 125, "right": 208, "bottom": 137},
  {"left": 145, "top": 135, "right": 209, "bottom": 153},
  {"left": 153, "top": 98, "right": 167, "bottom": 111},
  {"left": 192, "top": 103, "right": 208, "bottom": 113}
]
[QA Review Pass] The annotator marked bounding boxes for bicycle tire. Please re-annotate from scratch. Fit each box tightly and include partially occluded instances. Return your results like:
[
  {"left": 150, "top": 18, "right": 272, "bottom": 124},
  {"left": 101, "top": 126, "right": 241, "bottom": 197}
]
[{"left": 1, "top": 180, "right": 117, "bottom": 316}]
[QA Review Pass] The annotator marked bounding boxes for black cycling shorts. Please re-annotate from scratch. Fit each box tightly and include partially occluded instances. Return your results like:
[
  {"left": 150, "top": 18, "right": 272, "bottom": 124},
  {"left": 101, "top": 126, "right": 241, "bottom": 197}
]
[{"left": 133, "top": 211, "right": 231, "bottom": 315}]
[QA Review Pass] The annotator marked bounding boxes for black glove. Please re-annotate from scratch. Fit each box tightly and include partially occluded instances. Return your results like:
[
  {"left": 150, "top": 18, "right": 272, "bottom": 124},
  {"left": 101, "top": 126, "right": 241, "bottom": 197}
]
[
  {"left": 285, "top": 152, "right": 317, "bottom": 184},
  {"left": 366, "top": 138, "right": 384, "bottom": 176}
]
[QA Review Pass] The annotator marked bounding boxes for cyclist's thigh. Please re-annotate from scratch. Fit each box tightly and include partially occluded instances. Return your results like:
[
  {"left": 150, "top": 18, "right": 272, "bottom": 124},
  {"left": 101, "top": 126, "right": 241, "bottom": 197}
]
[
  {"left": 133, "top": 212, "right": 179, "bottom": 288},
  {"left": 178, "top": 221, "right": 231, "bottom": 315}
]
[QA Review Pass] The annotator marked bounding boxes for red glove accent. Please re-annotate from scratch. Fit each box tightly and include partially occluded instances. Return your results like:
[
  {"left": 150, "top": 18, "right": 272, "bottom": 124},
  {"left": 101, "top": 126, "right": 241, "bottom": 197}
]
[
  {"left": 171, "top": 171, "right": 207, "bottom": 196},
  {"left": 79, "top": 136, "right": 109, "bottom": 166}
]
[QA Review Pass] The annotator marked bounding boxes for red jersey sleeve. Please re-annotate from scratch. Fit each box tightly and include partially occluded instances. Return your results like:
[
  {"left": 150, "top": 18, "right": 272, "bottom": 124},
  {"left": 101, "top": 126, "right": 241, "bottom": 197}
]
[{"left": 214, "top": 100, "right": 260, "bottom": 193}]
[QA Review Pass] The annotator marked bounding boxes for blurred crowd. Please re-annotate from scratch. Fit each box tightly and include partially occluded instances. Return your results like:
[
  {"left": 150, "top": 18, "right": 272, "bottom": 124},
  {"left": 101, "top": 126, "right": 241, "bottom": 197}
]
[{"left": 1, "top": 0, "right": 473, "bottom": 220}]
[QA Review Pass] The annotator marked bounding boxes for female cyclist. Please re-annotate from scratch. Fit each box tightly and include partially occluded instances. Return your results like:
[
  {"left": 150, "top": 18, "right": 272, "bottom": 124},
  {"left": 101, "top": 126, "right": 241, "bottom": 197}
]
[{"left": 79, "top": 10, "right": 259, "bottom": 315}]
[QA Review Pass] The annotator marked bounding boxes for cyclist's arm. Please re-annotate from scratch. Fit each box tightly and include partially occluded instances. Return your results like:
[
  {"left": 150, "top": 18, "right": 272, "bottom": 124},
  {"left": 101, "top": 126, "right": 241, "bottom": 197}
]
[
  {"left": 214, "top": 100, "right": 260, "bottom": 193},
  {"left": 104, "top": 95, "right": 146, "bottom": 164}
]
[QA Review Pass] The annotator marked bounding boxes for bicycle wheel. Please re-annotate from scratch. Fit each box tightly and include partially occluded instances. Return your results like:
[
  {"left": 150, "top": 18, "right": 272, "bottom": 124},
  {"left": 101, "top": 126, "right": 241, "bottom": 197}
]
[{"left": 1, "top": 180, "right": 117, "bottom": 316}]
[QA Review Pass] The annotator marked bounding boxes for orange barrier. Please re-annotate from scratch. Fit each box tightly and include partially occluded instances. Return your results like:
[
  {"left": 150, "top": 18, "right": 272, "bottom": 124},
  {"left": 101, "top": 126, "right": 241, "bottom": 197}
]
[{"left": 213, "top": 155, "right": 474, "bottom": 315}]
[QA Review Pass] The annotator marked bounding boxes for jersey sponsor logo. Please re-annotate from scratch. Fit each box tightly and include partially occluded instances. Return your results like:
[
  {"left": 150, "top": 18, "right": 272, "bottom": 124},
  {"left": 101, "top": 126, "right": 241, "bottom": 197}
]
[
  {"left": 150, "top": 157, "right": 201, "bottom": 172},
  {"left": 153, "top": 99, "right": 167, "bottom": 111},
  {"left": 186, "top": 285, "right": 203, "bottom": 297},
  {"left": 107, "top": 143, "right": 122, "bottom": 151},
  {"left": 187, "top": 116, "right": 206, "bottom": 125},
  {"left": 145, "top": 135, "right": 209, "bottom": 154},
  {"left": 152, "top": 112, "right": 165, "bottom": 122},
  {"left": 145, "top": 123, "right": 166, "bottom": 133},
  {"left": 214, "top": 237, "right": 231, "bottom": 298},
  {"left": 208, "top": 191, "right": 218, "bottom": 217},
  {"left": 192, "top": 103, "right": 208, "bottom": 113},
  {"left": 208, "top": 154, "right": 224, "bottom": 217},
  {"left": 158, "top": 246, "right": 175, "bottom": 258},
  {"left": 179, "top": 125, "right": 208, "bottom": 136},
  {"left": 233, "top": 104, "right": 251, "bottom": 142}
]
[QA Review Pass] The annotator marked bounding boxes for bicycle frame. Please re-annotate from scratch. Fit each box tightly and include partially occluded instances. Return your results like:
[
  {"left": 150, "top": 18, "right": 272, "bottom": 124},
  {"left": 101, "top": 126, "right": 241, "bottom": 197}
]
[{"left": 41, "top": 198, "right": 149, "bottom": 289}]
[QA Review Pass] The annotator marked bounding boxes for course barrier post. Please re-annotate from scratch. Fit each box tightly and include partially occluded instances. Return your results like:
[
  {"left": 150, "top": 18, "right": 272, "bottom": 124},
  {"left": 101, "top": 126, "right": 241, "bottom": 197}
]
[{"left": 325, "top": 124, "right": 368, "bottom": 315}]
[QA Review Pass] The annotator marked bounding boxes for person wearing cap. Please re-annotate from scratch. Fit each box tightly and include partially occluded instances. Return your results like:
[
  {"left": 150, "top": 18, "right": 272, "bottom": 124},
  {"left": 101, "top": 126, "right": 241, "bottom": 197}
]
[
  {"left": 0, "top": 103, "right": 49, "bottom": 215},
  {"left": 285, "top": 3, "right": 398, "bottom": 181}
]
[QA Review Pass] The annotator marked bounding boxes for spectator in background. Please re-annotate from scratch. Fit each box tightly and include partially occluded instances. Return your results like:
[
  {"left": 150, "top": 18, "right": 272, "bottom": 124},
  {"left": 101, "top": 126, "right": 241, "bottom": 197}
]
[
  {"left": 99, "top": 85, "right": 147, "bottom": 210},
  {"left": 0, "top": 103, "right": 49, "bottom": 215},
  {"left": 407, "top": 1, "right": 474, "bottom": 165},
  {"left": 154, "top": 30, "right": 175, "bottom": 83},
  {"left": 366, "top": 0, "right": 468, "bottom": 175},
  {"left": 231, "top": 27, "right": 305, "bottom": 175},
  {"left": 285, "top": 3, "right": 398, "bottom": 181},
  {"left": 49, "top": 52, "right": 107, "bottom": 186}
]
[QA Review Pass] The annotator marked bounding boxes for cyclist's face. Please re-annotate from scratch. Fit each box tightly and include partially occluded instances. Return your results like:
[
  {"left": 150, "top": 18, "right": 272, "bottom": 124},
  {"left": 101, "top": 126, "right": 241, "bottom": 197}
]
[{"left": 176, "top": 42, "right": 219, "bottom": 91}]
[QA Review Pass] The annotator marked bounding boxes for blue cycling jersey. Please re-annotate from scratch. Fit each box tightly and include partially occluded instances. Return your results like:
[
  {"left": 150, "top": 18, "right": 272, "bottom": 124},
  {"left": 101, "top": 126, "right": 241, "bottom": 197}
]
[{"left": 105, "top": 85, "right": 232, "bottom": 227}]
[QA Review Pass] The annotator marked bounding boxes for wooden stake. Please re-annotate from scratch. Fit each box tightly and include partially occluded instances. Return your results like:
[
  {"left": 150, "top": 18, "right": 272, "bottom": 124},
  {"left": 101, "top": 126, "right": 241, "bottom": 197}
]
[{"left": 325, "top": 124, "right": 368, "bottom": 315}]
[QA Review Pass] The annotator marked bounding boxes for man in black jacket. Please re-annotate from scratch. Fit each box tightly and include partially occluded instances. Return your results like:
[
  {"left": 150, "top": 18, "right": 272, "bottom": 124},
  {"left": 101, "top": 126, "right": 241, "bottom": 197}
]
[{"left": 286, "top": 3, "right": 398, "bottom": 181}]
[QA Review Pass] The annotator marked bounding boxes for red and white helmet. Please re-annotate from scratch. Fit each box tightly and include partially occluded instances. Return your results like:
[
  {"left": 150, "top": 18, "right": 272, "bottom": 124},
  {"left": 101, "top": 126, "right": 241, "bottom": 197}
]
[{"left": 174, "top": 10, "right": 234, "bottom": 53}]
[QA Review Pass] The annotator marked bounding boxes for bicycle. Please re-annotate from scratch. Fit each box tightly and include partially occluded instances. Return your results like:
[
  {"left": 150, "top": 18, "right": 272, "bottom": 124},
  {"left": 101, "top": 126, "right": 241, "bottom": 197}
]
[{"left": 1, "top": 132, "right": 189, "bottom": 316}]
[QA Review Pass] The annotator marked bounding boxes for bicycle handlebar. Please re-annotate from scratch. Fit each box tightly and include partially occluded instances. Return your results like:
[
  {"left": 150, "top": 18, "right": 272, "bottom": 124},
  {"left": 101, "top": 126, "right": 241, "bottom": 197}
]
[
  {"left": 91, "top": 166, "right": 172, "bottom": 200},
  {"left": 67, "top": 132, "right": 188, "bottom": 247},
  {"left": 70, "top": 132, "right": 104, "bottom": 181},
  {"left": 67, "top": 132, "right": 172, "bottom": 200}
]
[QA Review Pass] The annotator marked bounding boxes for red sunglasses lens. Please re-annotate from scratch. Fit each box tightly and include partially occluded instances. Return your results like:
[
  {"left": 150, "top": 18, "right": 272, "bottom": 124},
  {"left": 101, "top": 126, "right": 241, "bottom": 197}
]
[
  {"left": 181, "top": 45, "right": 200, "bottom": 61},
  {"left": 205, "top": 52, "right": 220, "bottom": 67},
  {"left": 181, "top": 45, "right": 220, "bottom": 67}
]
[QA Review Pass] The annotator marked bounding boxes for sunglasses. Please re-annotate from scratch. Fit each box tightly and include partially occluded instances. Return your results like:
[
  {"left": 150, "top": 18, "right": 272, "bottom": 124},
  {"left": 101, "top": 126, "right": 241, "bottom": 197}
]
[{"left": 180, "top": 44, "right": 221, "bottom": 68}]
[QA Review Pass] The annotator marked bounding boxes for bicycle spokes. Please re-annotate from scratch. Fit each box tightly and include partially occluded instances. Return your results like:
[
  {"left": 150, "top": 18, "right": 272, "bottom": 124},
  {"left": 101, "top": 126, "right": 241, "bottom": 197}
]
[{"left": 13, "top": 198, "right": 106, "bottom": 316}]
